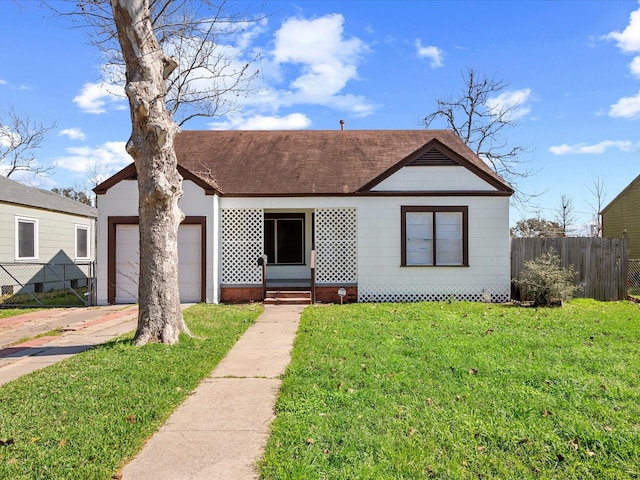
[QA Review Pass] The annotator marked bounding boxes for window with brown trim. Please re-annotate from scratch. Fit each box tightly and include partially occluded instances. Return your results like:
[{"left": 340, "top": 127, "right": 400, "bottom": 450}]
[{"left": 401, "top": 206, "right": 468, "bottom": 266}]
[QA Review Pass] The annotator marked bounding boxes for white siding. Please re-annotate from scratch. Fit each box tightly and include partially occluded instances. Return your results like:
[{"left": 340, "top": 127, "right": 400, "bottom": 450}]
[
  {"left": 357, "top": 196, "right": 510, "bottom": 301},
  {"left": 98, "top": 180, "right": 510, "bottom": 305},
  {"left": 222, "top": 194, "right": 511, "bottom": 302},
  {"left": 372, "top": 166, "right": 498, "bottom": 191},
  {"left": 95, "top": 179, "right": 216, "bottom": 305}
]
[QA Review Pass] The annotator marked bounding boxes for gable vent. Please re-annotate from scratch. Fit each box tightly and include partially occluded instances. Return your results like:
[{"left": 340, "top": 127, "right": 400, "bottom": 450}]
[{"left": 409, "top": 148, "right": 459, "bottom": 167}]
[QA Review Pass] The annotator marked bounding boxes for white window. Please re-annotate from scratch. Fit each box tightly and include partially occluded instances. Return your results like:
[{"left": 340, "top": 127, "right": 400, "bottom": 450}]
[
  {"left": 15, "top": 216, "right": 39, "bottom": 260},
  {"left": 75, "top": 224, "right": 91, "bottom": 260}
]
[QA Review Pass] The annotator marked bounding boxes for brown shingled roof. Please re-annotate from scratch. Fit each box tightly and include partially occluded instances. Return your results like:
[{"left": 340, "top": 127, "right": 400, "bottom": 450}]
[{"left": 173, "top": 130, "right": 513, "bottom": 196}]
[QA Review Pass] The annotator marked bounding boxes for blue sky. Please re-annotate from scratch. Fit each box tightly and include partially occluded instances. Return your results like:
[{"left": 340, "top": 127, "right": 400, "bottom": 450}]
[{"left": 1, "top": 0, "right": 639, "bottom": 234}]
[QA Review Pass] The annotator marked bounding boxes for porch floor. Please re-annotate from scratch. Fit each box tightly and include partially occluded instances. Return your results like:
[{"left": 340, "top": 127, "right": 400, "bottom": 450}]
[{"left": 265, "top": 278, "right": 311, "bottom": 290}]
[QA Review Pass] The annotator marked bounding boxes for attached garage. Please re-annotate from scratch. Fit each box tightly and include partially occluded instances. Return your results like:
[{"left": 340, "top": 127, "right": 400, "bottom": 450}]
[{"left": 108, "top": 216, "right": 206, "bottom": 304}]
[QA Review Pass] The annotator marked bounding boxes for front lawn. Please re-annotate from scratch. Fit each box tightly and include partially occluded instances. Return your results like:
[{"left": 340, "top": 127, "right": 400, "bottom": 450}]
[
  {"left": 0, "top": 303, "right": 262, "bottom": 480},
  {"left": 0, "top": 288, "right": 87, "bottom": 307},
  {"left": 260, "top": 300, "right": 640, "bottom": 479}
]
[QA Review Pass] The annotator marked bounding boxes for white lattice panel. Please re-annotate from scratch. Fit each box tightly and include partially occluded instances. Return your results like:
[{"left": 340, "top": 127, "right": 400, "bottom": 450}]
[
  {"left": 314, "top": 208, "right": 357, "bottom": 284},
  {"left": 358, "top": 284, "right": 510, "bottom": 303},
  {"left": 221, "top": 209, "right": 263, "bottom": 284}
]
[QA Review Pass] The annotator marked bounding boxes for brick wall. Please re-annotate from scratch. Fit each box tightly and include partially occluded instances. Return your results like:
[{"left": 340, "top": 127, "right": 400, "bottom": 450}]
[
  {"left": 220, "top": 287, "right": 263, "bottom": 303},
  {"left": 315, "top": 286, "right": 358, "bottom": 304}
]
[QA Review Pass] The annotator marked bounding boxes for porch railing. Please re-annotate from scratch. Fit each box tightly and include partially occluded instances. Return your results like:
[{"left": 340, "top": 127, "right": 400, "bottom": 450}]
[{"left": 258, "top": 251, "right": 317, "bottom": 303}]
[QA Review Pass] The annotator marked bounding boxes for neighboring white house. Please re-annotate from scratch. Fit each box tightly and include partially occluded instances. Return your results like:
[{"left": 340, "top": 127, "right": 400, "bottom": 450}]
[
  {"left": 0, "top": 175, "right": 97, "bottom": 297},
  {"left": 94, "top": 130, "right": 513, "bottom": 305}
]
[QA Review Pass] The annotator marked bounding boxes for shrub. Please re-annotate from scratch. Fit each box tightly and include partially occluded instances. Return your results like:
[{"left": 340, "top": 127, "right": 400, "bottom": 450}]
[{"left": 516, "top": 250, "right": 578, "bottom": 306}]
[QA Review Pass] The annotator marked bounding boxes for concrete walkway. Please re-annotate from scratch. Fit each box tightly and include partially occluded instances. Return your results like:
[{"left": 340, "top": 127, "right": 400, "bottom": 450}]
[
  {"left": 0, "top": 305, "right": 138, "bottom": 386},
  {"left": 121, "top": 304, "right": 304, "bottom": 480}
]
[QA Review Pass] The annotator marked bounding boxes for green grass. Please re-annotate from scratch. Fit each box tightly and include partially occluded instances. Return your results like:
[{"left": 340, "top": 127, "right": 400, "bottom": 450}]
[
  {"left": 0, "top": 303, "right": 262, "bottom": 480},
  {"left": 260, "top": 299, "right": 640, "bottom": 479},
  {"left": 10, "top": 328, "right": 64, "bottom": 346},
  {"left": 0, "top": 288, "right": 88, "bottom": 307},
  {"left": 0, "top": 308, "right": 42, "bottom": 319}
]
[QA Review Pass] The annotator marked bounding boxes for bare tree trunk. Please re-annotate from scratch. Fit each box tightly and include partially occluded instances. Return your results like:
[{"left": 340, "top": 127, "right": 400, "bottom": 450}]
[{"left": 110, "top": 0, "right": 191, "bottom": 345}]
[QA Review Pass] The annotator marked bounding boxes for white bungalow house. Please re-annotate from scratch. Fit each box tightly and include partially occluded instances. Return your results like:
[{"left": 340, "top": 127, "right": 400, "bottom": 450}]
[
  {"left": 93, "top": 130, "right": 513, "bottom": 305},
  {"left": 0, "top": 175, "right": 97, "bottom": 298}
]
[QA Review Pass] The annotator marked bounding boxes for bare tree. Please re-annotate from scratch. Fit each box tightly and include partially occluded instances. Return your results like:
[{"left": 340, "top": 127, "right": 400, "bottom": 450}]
[
  {"left": 554, "top": 194, "right": 576, "bottom": 236},
  {"left": 107, "top": 0, "right": 192, "bottom": 345},
  {"left": 52, "top": 186, "right": 94, "bottom": 206},
  {"left": 511, "top": 217, "right": 563, "bottom": 237},
  {"left": 50, "top": 0, "right": 262, "bottom": 345},
  {"left": 0, "top": 107, "right": 56, "bottom": 178},
  {"left": 587, "top": 175, "right": 607, "bottom": 237},
  {"left": 72, "top": 159, "right": 120, "bottom": 208},
  {"left": 422, "top": 68, "right": 534, "bottom": 201},
  {"left": 63, "top": 0, "right": 260, "bottom": 126}
]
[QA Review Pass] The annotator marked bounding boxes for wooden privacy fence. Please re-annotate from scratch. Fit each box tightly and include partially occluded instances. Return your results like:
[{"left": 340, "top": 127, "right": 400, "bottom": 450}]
[{"left": 511, "top": 236, "right": 628, "bottom": 301}]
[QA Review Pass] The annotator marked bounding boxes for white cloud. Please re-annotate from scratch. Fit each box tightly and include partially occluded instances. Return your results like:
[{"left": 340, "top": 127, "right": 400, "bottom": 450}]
[
  {"left": 486, "top": 88, "right": 533, "bottom": 121},
  {"left": 630, "top": 56, "right": 640, "bottom": 77},
  {"left": 59, "top": 128, "right": 86, "bottom": 141},
  {"left": 605, "top": 6, "right": 640, "bottom": 53},
  {"left": 0, "top": 124, "right": 18, "bottom": 148},
  {"left": 1, "top": 170, "right": 56, "bottom": 189},
  {"left": 209, "top": 112, "right": 312, "bottom": 130},
  {"left": 54, "top": 141, "right": 130, "bottom": 175},
  {"left": 73, "top": 82, "right": 125, "bottom": 114},
  {"left": 230, "top": 18, "right": 269, "bottom": 52},
  {"left": 273, "top": 14, "right": 364, "bottom": 67},
  {"left": 0, "top": 79, "right": 6, "bottom": 85},
  {"left": 264, "top": 13, "right": 374, "bottom": 116},
  {"left": 609, "top": 91, "right": 640, "bottom": 118},
  {"left": 76, "top": 12, "right": 375, "bottom": 129},
  {"left": 549, "top": 140, "right": 636, "bottom": 155},
  {"left": 605, "top": 5, "right": 640, "bottom": 119},
  {"left": 415, "top": 39, "right": 443, "bottom": 68}
]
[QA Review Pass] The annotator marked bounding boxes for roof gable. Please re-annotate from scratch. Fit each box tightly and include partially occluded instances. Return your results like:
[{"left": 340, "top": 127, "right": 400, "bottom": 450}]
[
  {"left": 358, "top": 138, "right": 511, "bottom": 193},
  {"left": 601, "top": 174, "right": 640, "bottom": 215},
  {"left": 406, "top": 146, "right": 459, "bottom": 167}
]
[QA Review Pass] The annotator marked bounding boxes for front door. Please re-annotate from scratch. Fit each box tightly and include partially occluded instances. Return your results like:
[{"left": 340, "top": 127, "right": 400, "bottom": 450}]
[{"left": 264, "top": 213, "right": 305, "bottom": 265}]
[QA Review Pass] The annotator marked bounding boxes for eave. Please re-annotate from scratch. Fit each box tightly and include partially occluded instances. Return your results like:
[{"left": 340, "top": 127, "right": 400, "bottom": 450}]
[{"left": 93, "top": 163, "right": 220, "bottom": 195}]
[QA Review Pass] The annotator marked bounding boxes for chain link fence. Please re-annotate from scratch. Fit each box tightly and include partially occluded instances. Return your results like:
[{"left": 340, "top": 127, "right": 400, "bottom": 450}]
[
  {"left": 628, "top": 259, "right": 640, "bottom": 298},
  {"left": 0, "top": 262, "right": 95, "bottom": 307}
]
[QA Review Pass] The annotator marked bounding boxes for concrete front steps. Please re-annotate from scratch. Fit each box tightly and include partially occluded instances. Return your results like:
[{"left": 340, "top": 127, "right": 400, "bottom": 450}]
[{"left": 264, "top": 290, "right": 312, "bottom": 305}]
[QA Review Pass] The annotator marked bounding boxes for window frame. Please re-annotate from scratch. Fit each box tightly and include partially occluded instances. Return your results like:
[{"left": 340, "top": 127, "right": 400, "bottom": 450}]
[
  {"left": 264, "top": 213, "right": 306, "bottom": 265},
  {"left": 15, "top": 216, "right": 39, "bottom": 260},
  {"left": 401, "top": 206, "right": 468, "bottom": 267},
  {"left": 75, "top": 224, "right": 91, "bottom": 260}
]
